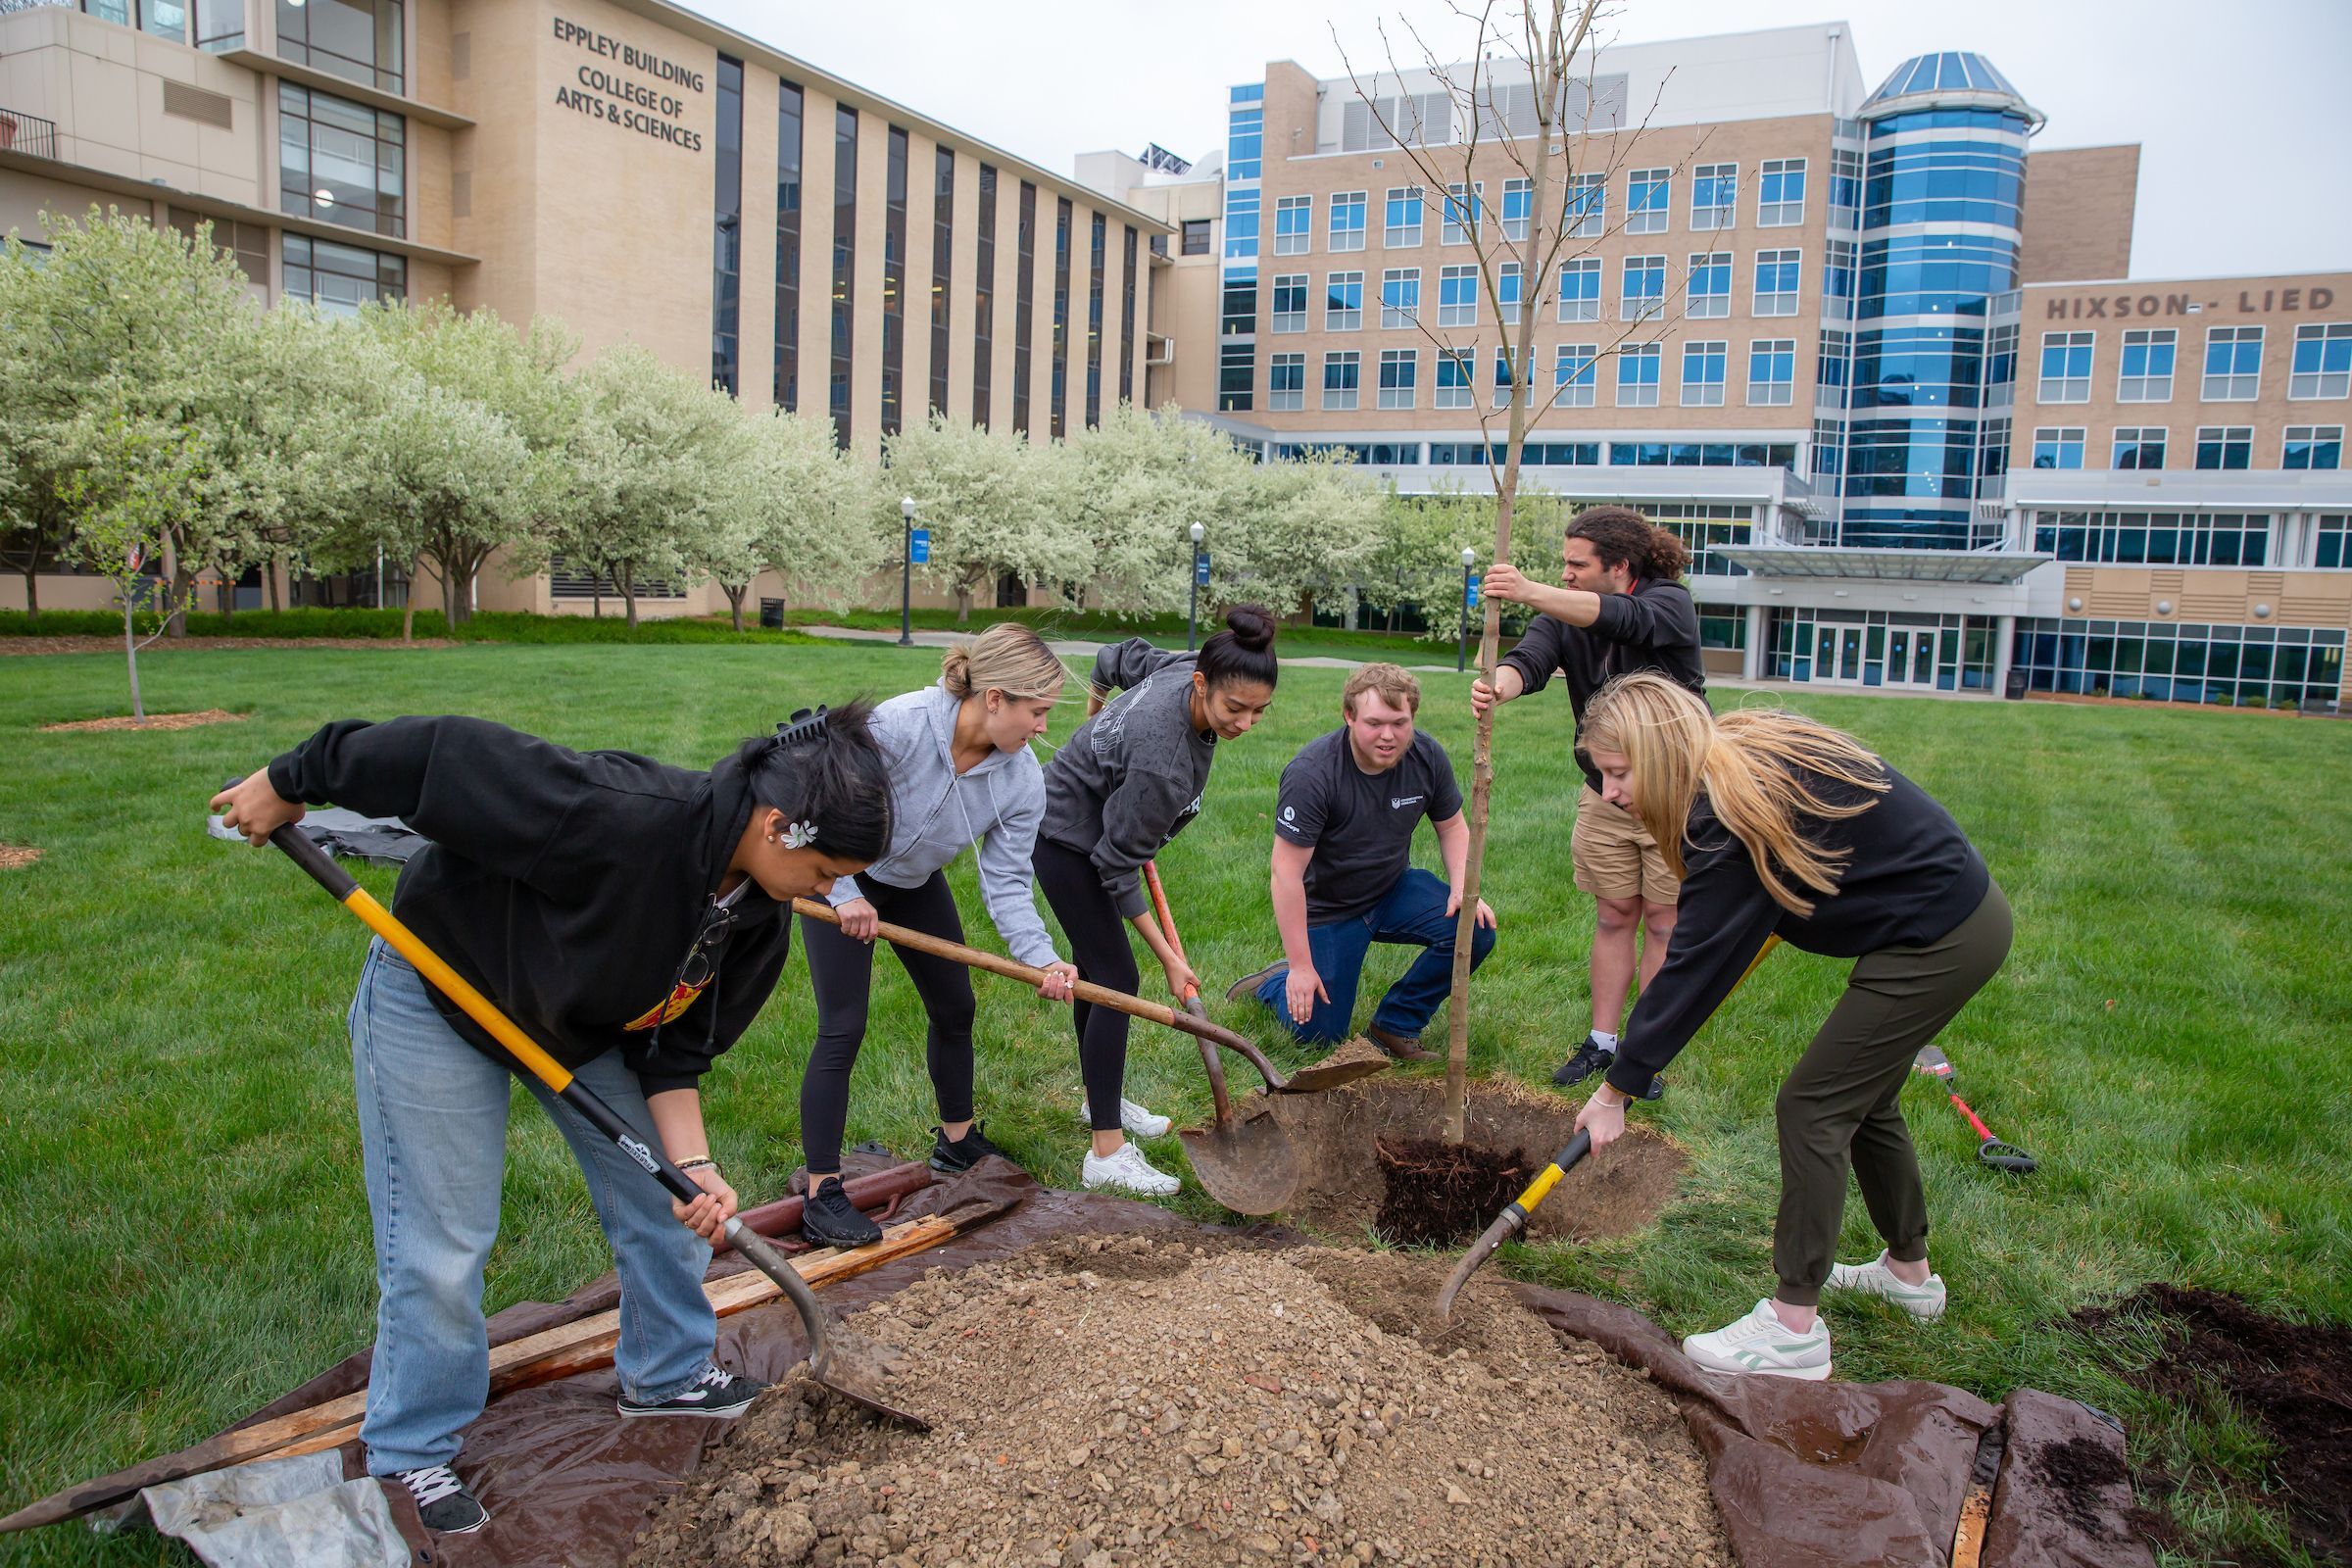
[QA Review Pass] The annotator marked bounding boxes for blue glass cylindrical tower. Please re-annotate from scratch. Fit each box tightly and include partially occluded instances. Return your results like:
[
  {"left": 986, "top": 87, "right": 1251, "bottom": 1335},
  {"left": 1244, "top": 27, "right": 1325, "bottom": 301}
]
[{"left": 1839, "top": 52, "right": 2042, "bottom": 549}]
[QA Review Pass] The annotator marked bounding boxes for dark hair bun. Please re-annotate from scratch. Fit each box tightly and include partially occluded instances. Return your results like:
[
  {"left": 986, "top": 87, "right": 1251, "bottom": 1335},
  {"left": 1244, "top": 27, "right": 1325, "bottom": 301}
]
[{"left": 1222, "top": 604, "right": 1276, "bottom": 652}]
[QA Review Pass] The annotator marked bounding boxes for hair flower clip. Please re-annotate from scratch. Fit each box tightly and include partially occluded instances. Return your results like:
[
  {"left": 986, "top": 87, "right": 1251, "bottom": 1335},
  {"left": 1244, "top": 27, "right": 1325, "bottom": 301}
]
[{"left": 781, "top": 819, "right": 819, "bottom": 850}]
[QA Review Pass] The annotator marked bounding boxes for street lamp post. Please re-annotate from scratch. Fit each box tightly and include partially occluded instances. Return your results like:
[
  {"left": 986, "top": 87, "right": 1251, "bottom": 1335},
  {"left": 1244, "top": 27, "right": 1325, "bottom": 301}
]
[
  {"left": 1456, "top": 547, "right": 1478, "bottom": 673},
  {"left": 898, "top": 495, "right": 916, "bottom": 648},
  {"left": 1187, "top": 520, "right": 1206, "bottom": 652}
]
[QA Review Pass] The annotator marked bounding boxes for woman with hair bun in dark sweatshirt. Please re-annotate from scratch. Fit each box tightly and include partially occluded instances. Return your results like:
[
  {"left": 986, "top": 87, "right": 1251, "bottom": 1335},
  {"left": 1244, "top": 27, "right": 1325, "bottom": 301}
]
[{"left": 1033, "top": 605, "right": 1280, "bottom": 1196}]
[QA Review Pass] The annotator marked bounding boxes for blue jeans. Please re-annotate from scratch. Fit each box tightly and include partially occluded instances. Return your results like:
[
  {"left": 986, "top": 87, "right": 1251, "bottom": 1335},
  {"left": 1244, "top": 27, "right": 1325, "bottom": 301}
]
[
  {"left": 348, "top": 938, "right": 715, "bottom": 1474},
  {"left": 1253, "top": 868, "right": 1496, "bottom": 1045}
]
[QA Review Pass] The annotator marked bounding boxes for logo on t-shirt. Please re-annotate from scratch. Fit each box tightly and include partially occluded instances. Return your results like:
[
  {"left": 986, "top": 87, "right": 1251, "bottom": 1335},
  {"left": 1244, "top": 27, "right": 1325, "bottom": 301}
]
[
  {"left": 1390, "top": 795, "right": 1424, "bottom": 809},
  {"left": 1282, "top": 806, "right": 1297, "bottom": 822}
]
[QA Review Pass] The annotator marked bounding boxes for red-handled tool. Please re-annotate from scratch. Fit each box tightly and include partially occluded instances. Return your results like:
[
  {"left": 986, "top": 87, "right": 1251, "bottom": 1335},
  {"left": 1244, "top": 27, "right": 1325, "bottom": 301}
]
[
  {"left": 1144, "top": 858, "right": 1207, "bottom": 1019},
  {"left": 1913, "top": 1045, "right": 2037, "bottom": 1174}
]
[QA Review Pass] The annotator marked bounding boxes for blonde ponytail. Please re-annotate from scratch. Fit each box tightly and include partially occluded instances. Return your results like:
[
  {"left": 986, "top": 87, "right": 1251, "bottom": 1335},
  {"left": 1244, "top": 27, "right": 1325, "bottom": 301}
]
[
  {"left": 1583, "top": 674, "right": 1889, "bottom": 916},
  {"left": 941, "top": 621, "right": 1068, "bottom": 704}
]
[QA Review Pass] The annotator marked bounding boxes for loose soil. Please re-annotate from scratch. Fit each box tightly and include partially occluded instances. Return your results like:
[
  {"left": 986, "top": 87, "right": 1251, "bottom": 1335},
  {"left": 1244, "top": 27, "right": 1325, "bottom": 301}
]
[
  {"left": 36, "top": 709, "right": 246, "bottom": 733},
  {"left": 0, "top": 846, "right": 38, "bottom": 869},
  {"left": 0, "top": 637, "right": 455, "bottom": 656},
  {"left": 1262, "top": 1074, "right": 1683, "bottom": 1246},
  {"left": 2071, "top": 1283, "right": 2352, "bottom": 1566},
  {"left": 633, "top": 1235, "right": 1728, "bottom": 1568},
  {"left": 1371, "top": 1139, "right": 1530, "bottom": 1249}
]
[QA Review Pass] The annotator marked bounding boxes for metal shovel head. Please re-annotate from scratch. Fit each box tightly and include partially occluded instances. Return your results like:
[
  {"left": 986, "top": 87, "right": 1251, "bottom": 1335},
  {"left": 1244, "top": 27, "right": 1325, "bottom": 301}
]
[
  {"left": 1434, "top": 1208, "right": 1524, "bottom": 1325},
  {"left": 1179, "top": 1105, "right": 1302, "bottom": 1216},
  {"left": 810, "top": 1326, "right": 932, "bottom": 1431}
]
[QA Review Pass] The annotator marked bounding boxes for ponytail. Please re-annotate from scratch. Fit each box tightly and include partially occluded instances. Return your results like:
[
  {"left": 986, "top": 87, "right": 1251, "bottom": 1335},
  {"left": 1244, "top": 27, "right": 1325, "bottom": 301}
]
[
  {"left": 1583, "top": 674, "right": 1887, "bottom": 916},
  {"left": 1566, "top": 505, "right": 1690, "bottom": 582},
  {"left": 1197, "top": 603, "right": 1280, "bottom": 692},
  {"left": 736, "top": 699, "right": 893, "bottom": 863}
]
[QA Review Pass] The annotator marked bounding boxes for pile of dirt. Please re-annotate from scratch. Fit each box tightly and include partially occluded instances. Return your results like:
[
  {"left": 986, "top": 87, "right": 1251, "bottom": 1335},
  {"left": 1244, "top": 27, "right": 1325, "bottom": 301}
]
[
  {"left": 2071, "top": 1283, "right": 2352, "bottom": 1565},
  {"left": 632, "top": 1235, "right": 1728, "bottom": 1568},
  {"left": 1371, "top": 1138, "right": 1530, "bottom": 1248},
  {"left": 35, "top": 709, "right": 246, "bottom": 733}
]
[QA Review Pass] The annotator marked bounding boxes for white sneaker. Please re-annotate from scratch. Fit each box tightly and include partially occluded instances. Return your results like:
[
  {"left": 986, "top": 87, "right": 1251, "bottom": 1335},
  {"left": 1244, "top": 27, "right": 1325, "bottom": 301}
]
[
  {"left": 1682, "top": 1298, "right": 1834, "bottom": 1381},
  {"left": 1081, "top": 1142, "right": 1182, "bottom": 1198},
  {"left": 1825, "top": 1251, "right": 1948, "bottom": 1321},
  {"left": 1076, "top": 1094, "right": 1171, "bottom": 1140}
]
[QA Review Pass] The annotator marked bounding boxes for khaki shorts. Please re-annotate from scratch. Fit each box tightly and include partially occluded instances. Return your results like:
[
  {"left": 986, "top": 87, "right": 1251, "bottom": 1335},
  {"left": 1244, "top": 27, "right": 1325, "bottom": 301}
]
[{"left": 1570, "top": 786, "right": 1681, "bottom": 904}]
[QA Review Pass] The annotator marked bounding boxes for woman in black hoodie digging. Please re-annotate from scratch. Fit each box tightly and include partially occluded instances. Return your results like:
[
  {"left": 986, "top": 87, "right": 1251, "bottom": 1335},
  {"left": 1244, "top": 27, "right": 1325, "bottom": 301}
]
[{"left": 210, "top": 705, "right": 890, "bottom": 1535}]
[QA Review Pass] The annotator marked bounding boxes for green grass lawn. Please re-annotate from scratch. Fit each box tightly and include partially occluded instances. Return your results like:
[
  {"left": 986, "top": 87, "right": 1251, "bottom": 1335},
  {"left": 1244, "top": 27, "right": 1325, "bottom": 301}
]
[{"left": 0, "top": 641, "right": 2346, "bottom": 1566}]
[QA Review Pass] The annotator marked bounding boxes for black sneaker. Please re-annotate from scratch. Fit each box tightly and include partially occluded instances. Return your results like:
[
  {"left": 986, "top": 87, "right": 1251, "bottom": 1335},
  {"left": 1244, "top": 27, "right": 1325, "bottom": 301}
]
[
  {"left": 1552, "top": 1037, "right": 1666, "bottom": 1100},
  {"left": 800, "top": 1179, "right": 883, "bottom": 1248},
  {"left": 616, "top": 1364, "right": 768, "bottom": 1419},
  {"left": 1224, "top": 958, "right": 1287, "bottom": 1004},
  {"left": 391, "top": 1465, "right": 487, "bottom": 1535},
  {"left": 929, "top": 1121, "right": 1006, "bottom": 1174}
]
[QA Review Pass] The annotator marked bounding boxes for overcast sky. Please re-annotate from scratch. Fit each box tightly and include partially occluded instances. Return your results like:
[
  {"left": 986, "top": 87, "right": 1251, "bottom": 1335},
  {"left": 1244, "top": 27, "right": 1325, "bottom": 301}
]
[{"left": 685, "top": 0, "right": 2349, "bottom": 281}]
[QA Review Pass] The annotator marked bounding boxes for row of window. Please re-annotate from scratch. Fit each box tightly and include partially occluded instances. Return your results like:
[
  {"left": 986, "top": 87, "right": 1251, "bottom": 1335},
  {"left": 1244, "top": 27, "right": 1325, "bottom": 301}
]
[
  {"left": 2037, "top": 324, "right": 2351, "bottom": 405},
  {"left": 2032, "top": 511, "right": 2274, "bottom": 565},
  {"left": 1265, "top": 251, "right": 1809, "bottom": 333},
  {"left": 1262, "top": 340, "right": 1800, "bottom": 411},
  {"left": 2028, "top": 424, "right": 2342, "bottom": 472},
  {"left": 1263, "top": 441, "right": 1797, "bottom": 476},
  {"left": 1265, "top": 160, "right": 1811, "bottom": 257},
  {"left": 2012, "top": 619, "right": 2346, "bottom": 709}
]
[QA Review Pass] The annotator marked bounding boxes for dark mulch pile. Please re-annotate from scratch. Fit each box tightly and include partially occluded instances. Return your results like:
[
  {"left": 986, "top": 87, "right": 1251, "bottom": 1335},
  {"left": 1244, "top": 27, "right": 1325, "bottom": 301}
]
[
  {"left": 2072, "top": 1283, "right": 2352, "bottom": 1566},
  {"left": 1372, "top": 1136, "right": 1530, "bottom": 1248}
]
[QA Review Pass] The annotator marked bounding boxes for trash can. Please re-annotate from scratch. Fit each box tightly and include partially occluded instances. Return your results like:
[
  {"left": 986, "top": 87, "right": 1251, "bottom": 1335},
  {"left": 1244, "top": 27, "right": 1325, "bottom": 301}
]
[
  {"left": 2004, "top": 668, "right": 2028, "bottom": 701},
  {"left": 759, "top": 599, "right": 785, "bottom": 630}
]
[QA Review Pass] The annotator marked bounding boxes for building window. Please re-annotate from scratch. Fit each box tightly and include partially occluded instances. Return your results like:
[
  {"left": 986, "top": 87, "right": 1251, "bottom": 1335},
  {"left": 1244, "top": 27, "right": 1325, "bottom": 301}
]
[
  {"left": 2011, "top": 616, "right": 2341, "bottom": 707},
  {"left": 281, "top": 232, "right": 403, "bottom": 315},
  {"left": 931, "top": 146, "right": 955, "bottom": 418},
  {"left": 1757, "top": 157, "right": 1805, "bottom": 226},
  {"left": 2319, "top": 514, "right": 2350, "bottom": 567},
  {"left": 2118, "top": 328, "right": 2175, "bottom": 403},
  {"left": 2032, "top": 511, "right": 2272, "bottom": 566},
  {"left": 2112, "top": 427, "right": 2167, "bottom": 469},
  {"left": 1267, "top": 352, "right": 1304, "bottom": 411},
  {"left": 877, "top": 126, "right": 908, "bottom": 433},
  {"left": 1621, "top": 254, "right": 1664, "bottom": 321},
  {"left": 1380, "top": 268, "right": 1418, "bottom": 329},
  {"left": 972, "top": 164, "right": 996, "bottom": 428},
  {"left": 278, "top": 82, "right": 404, "bottom": 237},
  {"left": 167, "top": 207, "right": 268, "bottom": 281},
  {"left": 1013, "top": 179, "right": 1035, "bottom": 432},
  {"left": 1823, "top": 238, "right": 1856, "bottom": 320},
  {"left": 1501, "top": 177, "right": 1532, "bottom": 242},
  {"left": 1228, "top": 101, "right": 1261, "bottom": 181},
  {"left": 2037, "top": 330, "right": 2092, "bottom": 403},
  {"left": 2284, "top": 424, "right": 2343, "bottom": 469},
  {"left": 1224, "top": 190, "right": 1259, "bottom": 261},
  {"left": 830, "top": 107, "right": 859, "bottom": 445},
  {"left": 1329, "top": 190, "right": 1367, "bottom": 252},
  {"left": 1378, "top": 348, "right": 1417, "bottom": 409},
  {"left": 2202, "top": 325, "right": 2263, "bottom": 401},
  {"left": 1270, "top": 273, "right": 1307, "bottom": 332},
  {"left": 1051, "top": 196, "right": 1072, "bottom": 438},
  {"left": 1985, "top": 322, "right": 2018, "bottom": 404},
  {"left": 1747, "top": 339, "right": 1794, "bottom": 406},
  {"left": 1557, "top": 257, "right": 1599, "bottom": 322},
  {"left": 1435, "top": 347, "right": 1474, "bottom": 409},
  {"left": 1323, "top": 350, "right": 1360, "bottom": 411},
  {"left": 2194, "top": 425, "right": 2253, "bottom": 469},
  {"left": 774, "top": 79, "right": 804, "bottom": 414},
  {"left": 2032, "top": 427, "right": 2085, "bottom": 469},
  {"left": 1273, "top": 194, "right": 1311, "bottom": 256},
  {"left": 1497, "top": 262, "right": 1521, "bottom": 325},
  {"left": 1181, "top": 219, "right": 1211, "bottom": 256},
  {"left": 1829, "top": 147, "right": 1862, "bottom": 227},
  {"left": 1554, "top": 343, "right": 1596, "bottom": 408},
  {"left": 1120, "top": 223, "right": 1137, "bottom": 405},
  {"left": 1442, "top": 182, "right": 1482, "bottom": 245},
  {"left": 1687, "top": 251, "right": 1730, "bottom": 318},
  {"left": 710, "top": 57, "right": 745, "bottom": 397},
  {"left": 2290, "top": 322, "right": 2352, "bottom": 399},
  {"left": 1218, "top": 341, "right": 1252, "bottom": 412},
  {"left": 1626, "top": 169, "right": 1668, "bottom": 235},
  {"left": 1617, "top": 342, "right": 1661, "bottom": 407},
  {"left": 1564, "top": 172, "right": 1604, "bottom": 237},
  {"left": 1690, "top": 163, "right": 1736, "bottom": 231},
  {"left": 1086, "top": 211, "right": 1105, "bottom": 426},
  {"left": 275, "top": 0, "right": 403, "bottom": 94},
  {"left": 1493, "top": 346, "right": 1529, "bottom": 409},
  {"left": 1753, "top": 249, "right": 1800, "bottom": 317},
  {"left": 1681, "top": 340, "right": 1728, "bottom": 407},
  {"left": 1222, "top": 274, "right": 1255, "bottom": 336},
  {"left": 1384, "top": 186, "right": 1423, "bottom": 248},
  {"left": 1323, "top": 270, "right": 1363, "bottom": 330},
  {"left": 1817, "top": 328, "right": 1851, "bottom": 403},
  {"left": 1436, "top": 265, "right": 1477, "bottom": 328}
]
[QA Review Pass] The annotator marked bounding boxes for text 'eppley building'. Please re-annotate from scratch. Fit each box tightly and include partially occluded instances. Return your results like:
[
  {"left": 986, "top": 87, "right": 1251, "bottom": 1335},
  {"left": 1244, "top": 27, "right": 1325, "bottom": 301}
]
[{"left": 1102, "top": 26, "right": 2350, "bottom": 708}]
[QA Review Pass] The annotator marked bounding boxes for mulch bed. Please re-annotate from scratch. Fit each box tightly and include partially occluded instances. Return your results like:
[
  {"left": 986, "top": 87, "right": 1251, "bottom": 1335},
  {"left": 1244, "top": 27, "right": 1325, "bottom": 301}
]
[
  {"left": 0, "top": 846, "right": 39, "bottom": 869},
  {"left": 36, "top": 709, "right": 247, "bottom": 733}
]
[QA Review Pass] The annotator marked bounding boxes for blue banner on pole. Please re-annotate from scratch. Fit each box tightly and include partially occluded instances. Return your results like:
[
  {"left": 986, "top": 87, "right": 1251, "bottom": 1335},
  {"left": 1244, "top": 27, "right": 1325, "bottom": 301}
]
[
  {"left": 1465, "top": 573, "right": 1481, "bottom": 608},
  {"left": 1195, "top": 553, "right": 1211, "bottom": 586},
  {"left": 910, "top": 528, "right": 931, "bottom": 564}
]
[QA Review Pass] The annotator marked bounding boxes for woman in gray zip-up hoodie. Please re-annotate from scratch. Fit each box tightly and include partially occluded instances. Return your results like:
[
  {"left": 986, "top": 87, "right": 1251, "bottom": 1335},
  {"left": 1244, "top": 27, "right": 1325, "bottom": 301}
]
[
  {"left": 797, "top": 625, "right": 1081, "bottom": 1249},
  {"left": 1034, "top": 605, "right": 1280, "bottom": 1199}
]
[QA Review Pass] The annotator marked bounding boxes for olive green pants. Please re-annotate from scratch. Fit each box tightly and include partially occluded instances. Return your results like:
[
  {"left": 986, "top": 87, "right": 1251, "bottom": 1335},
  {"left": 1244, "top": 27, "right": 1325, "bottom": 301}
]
[{"left": 1772, "top": 883, "right": 2012, "bottom": 1306}]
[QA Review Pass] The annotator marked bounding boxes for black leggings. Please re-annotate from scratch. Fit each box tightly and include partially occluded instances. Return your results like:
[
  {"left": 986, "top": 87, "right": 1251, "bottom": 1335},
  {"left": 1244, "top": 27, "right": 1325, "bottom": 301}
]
[
  {"left": 798, "top": 870, "right": 976, "bottom": 1175},
  {"left": 1031, "top": 838, "right": 1139, "bottom": 1134}
]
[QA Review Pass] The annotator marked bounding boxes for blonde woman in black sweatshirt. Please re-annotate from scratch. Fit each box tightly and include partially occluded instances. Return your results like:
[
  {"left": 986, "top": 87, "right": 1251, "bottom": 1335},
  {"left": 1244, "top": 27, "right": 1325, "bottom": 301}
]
[{"left": 1571, "top": 673, "right": 2011, "bottom": 1381}]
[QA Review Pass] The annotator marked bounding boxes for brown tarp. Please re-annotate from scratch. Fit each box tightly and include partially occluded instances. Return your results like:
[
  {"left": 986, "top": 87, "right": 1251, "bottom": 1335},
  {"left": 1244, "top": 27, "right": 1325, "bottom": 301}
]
[{"left": 100, "top": 1160, "right": 2144, "bottom": 1568}]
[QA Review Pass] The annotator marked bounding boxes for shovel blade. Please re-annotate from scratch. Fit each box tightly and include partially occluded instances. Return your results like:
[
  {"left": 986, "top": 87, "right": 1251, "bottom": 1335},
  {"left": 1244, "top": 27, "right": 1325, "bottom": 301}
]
[
  {"left": 1434, "top": 1210, "right": 1521, "bottom": 1325},
  {"left": 1179, "top": 1110, "right": 1302, "bottom": 1216},
  {"left": 811, "top": 1328, "right": 931, "bottom": 1431}
]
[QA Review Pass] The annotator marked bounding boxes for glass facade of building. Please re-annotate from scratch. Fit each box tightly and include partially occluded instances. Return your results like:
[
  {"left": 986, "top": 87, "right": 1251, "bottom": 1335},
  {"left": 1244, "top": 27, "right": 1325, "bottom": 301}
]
[{"left": 2013, "top": 619, "right": 2345, "bottom": 708}]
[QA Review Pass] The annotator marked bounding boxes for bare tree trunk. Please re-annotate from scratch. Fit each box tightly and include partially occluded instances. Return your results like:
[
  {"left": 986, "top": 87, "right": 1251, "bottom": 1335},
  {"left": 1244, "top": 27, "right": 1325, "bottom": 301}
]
[
  {"left": 402, "top": 553, "right": 419, "bottom": 643},
  {"left": 267, "top": 558, "right": 281, "bottom": 612},
  {"left": 163, "top": 534, "right": 188, "bottom": 639},
  {"left": 955, "top": 585, "right": 971, "bottom": 624},
  {"left": 122, "top": 595, "right": 145, "bottom": 725},
  {"left": 592, "top": 577, "right": 602, "bottom": 618},
  {"left": 17, "top": 555, "right": 37, "bottom": 623},
  {"left": 621, "top": 562, "right": 639, "bottom": 630},
  {"left": 723, "top": 583, "right": 748, "bottom": 632}
]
